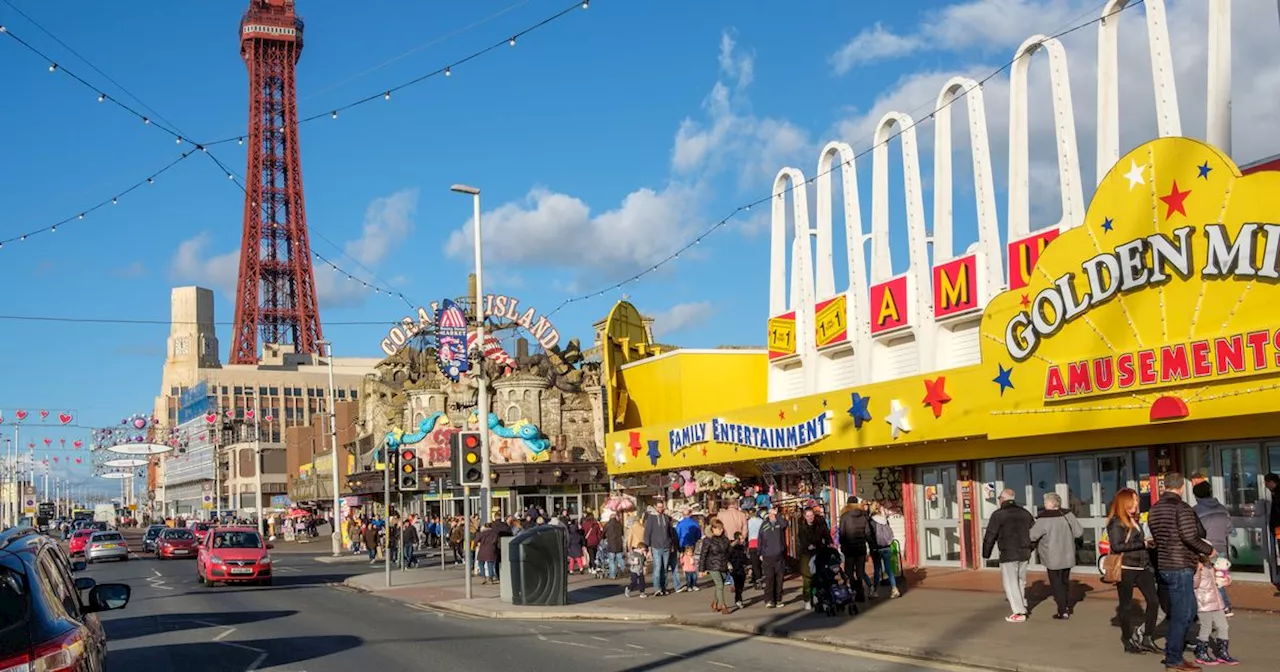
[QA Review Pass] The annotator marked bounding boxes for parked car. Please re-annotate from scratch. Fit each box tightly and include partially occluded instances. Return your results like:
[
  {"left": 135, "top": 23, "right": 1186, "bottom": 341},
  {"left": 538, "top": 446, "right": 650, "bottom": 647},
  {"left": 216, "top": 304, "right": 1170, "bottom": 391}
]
[
  {"left": 85, "top": 531, "right": 129, "bottom": 563},
  {"left": 192, "top": 522, "right": 213, "bottom": 544},
  {"left": 67, "top": 529, "right": 95, "bottom": 556},
  {"left": 156, "top": 528, "right": 199, "bottom": 560},
  {"left": 0, "top": 526, "right": 131, "bottom": 670},
  {"left": 197, "top": 527, "right": 274, "bottom": 586},
  {"left": 142, "top": 525, "right": 167, "bottom": 553}
]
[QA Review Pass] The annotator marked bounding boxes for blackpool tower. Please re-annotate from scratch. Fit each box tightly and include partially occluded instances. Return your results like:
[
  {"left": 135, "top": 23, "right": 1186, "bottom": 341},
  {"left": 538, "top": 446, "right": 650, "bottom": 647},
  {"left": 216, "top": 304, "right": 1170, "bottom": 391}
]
[{"left": 230, "top": 0, "right": 323, "bottom": 364}]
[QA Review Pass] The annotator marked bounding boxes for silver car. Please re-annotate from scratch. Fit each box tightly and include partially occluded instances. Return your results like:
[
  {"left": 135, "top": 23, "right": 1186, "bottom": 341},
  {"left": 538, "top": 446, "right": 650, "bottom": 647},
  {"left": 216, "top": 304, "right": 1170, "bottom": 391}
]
[{"left": 85, "top": 531, "right": 129, "bottom": 563}]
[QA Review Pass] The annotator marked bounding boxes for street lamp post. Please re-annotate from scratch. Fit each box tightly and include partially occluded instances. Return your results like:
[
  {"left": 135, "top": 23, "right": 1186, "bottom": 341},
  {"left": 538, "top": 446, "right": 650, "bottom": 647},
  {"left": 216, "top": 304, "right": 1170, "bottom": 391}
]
[
  {"left": 450, "top": 184, "right": 492, "bottom": 523},
  {"left": 319, "top": 340, "right": 343, "bottom": 557},
  {"left": 253, "top": 391, "right": 265, "bottom": 539}
]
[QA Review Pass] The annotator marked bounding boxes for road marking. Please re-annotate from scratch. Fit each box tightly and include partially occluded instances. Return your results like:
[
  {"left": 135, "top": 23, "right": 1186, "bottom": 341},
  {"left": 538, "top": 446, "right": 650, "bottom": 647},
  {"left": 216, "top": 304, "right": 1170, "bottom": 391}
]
[
  {"left": 526, "top": 628, "right": 549, "bottom": 642},
  {"left": 590, "top": 636, "right": 610, "bottom": 642},
  {"left": 214, "top": 627, "right": 236, "bottom": 641},
  {"left": 145, "top": 575, "right": 174, "bottom": 591},
  {"left": 708, "top": 662, "right": 734, "bottom": 669},
  {"left": 626, "top": 644, "right": 645, "bottom": 650},
  {"left": 152, "top": 569, "right": 163, "bottom": 577},
  {"left": 663, "top": 651, "right": 685, "bottom": 658},
  {"left": 602, "top": 653, "right": 648, "bottom": 659},
  {"left": 547, "top": 639, "right": 595, "bottom": 649}
]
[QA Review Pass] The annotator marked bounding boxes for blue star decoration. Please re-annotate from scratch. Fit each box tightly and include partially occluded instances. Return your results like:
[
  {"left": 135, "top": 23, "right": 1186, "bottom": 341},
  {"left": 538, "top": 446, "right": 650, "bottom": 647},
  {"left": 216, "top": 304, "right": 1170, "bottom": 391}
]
[
  {"left": 847, "top": 392, "right": 872, "bottom": 429},
  {"left": 647, "top": 440, "right": 661, "bottom": 466},
  {"left": 1197, "top": 161, "right": 1212, "bottom": 179},
  {"left": 1101, "top": 217, "right": 1114, "bottom": 233},
  {"left": 993, "top": 364, "right": 1015, "bottom": 396}
]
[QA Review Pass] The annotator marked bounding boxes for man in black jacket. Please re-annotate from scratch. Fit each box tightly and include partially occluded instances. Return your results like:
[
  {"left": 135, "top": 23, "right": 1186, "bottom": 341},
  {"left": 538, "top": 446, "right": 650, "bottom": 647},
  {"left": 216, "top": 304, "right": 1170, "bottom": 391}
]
[
  {"left": 981, "top": 488, "right": 1035, "bottom": 623},
  {"left": 758, "top": 507, "right": 789, "bottom": 608},
  {"left": 838, "top": 497, "right": 871, "bottom": 602},
  {"left": 1150, "top": 473, "right": 1216, "bottom": 671}
]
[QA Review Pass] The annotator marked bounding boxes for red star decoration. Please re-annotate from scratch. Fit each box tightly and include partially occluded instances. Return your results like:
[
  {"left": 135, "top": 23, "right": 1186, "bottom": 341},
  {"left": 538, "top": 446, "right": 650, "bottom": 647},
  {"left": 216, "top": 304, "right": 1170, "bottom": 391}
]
[
  {"left": 628, "top": 431, "right": 642, "bottom": 457},
  {"left": 778, "top": 410, "right": 786, "bottom": 420},
  {"left": 699, "top": 445, "right": 708, "bottom": 457},
  {"left": 1019, "top": 294, "right": 1031, "bottom": 309},
  {"left": 1159, "top": 180, "right": 1191, "bottom": 220},
  {"left": 922, "top": 377, "right": 952, "bottom": 418}
]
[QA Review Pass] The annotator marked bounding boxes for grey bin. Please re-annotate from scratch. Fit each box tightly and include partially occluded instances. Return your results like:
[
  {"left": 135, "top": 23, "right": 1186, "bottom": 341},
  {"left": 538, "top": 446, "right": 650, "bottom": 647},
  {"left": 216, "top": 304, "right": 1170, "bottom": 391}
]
[{"left": 502, "top": 524, "right": 568, "bottom": 606}]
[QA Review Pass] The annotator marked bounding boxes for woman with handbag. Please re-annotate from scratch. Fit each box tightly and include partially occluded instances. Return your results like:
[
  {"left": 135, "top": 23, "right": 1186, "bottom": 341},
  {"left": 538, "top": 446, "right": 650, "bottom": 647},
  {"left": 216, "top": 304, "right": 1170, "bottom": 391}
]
[{"left": 1105, "top": 488, "right": 1161, "bottom": 655}]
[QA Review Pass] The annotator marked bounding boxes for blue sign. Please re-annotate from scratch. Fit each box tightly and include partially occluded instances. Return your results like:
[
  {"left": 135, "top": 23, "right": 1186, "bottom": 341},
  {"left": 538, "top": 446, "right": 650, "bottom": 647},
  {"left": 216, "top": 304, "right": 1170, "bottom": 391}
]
[
  {"left": 434, "top": 299, "right": 470, "bottom": 382},
  {"left": 710, "top": 412, "right": 834, "bottom": 452},
  {"left": 177, "top": 381, "right": 211, "bottom": 424}
]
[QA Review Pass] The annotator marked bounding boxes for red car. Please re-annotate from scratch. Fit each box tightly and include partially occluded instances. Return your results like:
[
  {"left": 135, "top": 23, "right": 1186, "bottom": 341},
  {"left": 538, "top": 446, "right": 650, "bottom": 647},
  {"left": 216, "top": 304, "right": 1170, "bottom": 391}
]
[
  {"left": 192, "top": 523, "right": 212, "bottom": 543},
  {"left": 197, "top": 527, "right": 274, "bottom": 587},
  {"left": 155, "top": 528, "right": 199, "bottom": 560},
  {"left": 67, "top": 529, "right": 94, "bottom": 556}
]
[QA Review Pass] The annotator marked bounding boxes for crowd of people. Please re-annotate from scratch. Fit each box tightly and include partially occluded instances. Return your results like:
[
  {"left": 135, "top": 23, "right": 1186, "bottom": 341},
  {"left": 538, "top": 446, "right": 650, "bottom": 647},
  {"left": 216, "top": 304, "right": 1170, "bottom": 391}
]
[{"left": 982, "top": 471, "right": 1266, "bottom": 670}]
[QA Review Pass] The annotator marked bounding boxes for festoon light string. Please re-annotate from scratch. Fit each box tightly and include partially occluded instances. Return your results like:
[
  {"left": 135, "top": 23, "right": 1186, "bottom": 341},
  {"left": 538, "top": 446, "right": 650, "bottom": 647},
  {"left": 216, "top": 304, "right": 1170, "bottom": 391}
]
[{"left": 542, "top": 0, "right": 1143, "bottom": 318}]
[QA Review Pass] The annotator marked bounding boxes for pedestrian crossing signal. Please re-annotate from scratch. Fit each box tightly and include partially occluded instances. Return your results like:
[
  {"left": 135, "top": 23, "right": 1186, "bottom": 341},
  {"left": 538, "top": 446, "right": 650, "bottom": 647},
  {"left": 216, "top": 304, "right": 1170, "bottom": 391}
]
[
  {"left": 399, "top": 447, "right": 421, "bottom": 491},
  {"left": 452, "top": 431, "right": 483, "bottom": 486}
]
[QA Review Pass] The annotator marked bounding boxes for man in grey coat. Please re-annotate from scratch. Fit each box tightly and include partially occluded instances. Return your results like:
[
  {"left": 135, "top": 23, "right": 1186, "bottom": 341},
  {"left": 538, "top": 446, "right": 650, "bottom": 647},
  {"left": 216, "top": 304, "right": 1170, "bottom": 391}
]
[
  {"left": 642, "top": 500, "right": 674, "bottom": 595},
  {"left": 1192, "top": 480, "right": 1234, "bottom": 616},
  {"left": 1029, "top": 492, "right": 1083, "bottom": 619}
]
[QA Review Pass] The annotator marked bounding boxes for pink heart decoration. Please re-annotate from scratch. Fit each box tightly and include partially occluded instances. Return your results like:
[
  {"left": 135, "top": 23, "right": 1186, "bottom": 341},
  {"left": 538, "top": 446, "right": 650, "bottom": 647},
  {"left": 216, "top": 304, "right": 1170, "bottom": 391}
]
[
  {"left": 0, "top": 415, "right": 5, "bottom": 425},
  {"left": 132, "top": 417, "right": 147, "bottom": 430},
  {"left": 52, "top": 457, "right": 59, "bottom": 463},
  {"left": 75, "top": 458, "right": 81, "bottom": 464},
  {"left": 225, "top": 410, "right": 234, "bottom": 419},
  {"left": 244, "top": 409, "right": 255, "bottom": 419},
  {"left": 265, "top": 415, "right": 274, "bottom": 423},
  {"left": 204, "top": 413, "right": 217, "bottom": 424},
  {"left": 73, "top": 440, "right": 82, "bottom": 448},
  {"left": 58, "top": 412, "right": 72, "bottom": 425},
  {"left": 15, "top": 410, "right": 28, "bottom": 421},
  {"left": 38, "top": 410, "right": 49, "bottom": 420},
  {"left": 42, "top": 438, "right": 51, "bottom": 446}
]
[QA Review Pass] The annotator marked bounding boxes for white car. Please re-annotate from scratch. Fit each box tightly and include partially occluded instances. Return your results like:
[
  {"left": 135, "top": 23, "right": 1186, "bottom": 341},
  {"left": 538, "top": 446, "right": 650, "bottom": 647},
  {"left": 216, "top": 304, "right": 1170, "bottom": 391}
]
[{"left": 85, "top": 531, "right": 129, "bottom": 563}]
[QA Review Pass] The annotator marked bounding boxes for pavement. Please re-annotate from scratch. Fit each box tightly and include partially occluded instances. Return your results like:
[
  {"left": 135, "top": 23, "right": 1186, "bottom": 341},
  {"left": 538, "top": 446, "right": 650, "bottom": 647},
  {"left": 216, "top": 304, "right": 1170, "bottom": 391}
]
[
  {"left": 342, "top": 550, "right": 1279, "bottom": 672},
  {"left": 85, "top": 535, "right": 969, "bottom": 671}
]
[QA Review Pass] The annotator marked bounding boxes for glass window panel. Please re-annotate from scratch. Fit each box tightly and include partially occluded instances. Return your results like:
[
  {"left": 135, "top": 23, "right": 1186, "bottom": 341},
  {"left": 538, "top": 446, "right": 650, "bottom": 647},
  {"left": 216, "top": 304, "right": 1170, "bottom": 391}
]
[
  {"left": 1097, "top": 454, "right": 1130, "bottom": 518},
  {"left": 1076, "top": 526, "right": 1098, "bottom": 567},
  {"left": 1219, "top": 444, "right": 1261, "bottom": 517},
  {"left": 921, "top": 468, "right": 943, "bottom": 520},
  {"left": 1133, "top": 449, "right": 1153, "bottom": 514},
  {"left": 938, "top": 467, "right": 957, "bottom": 519},
  {"left": 1064, "top": 458, "right": 1095, "bottom": 519},
  {"left": 1184, "top": 444, "right": 1214, "bottom": 484},
  {"left": 925, "top": 527, "right": 945, "bottom": 562},
  {"left": 1030, "top": 460, "right": 1057, "bottom": 514},
  {"left": 1001, "top": 462, "right": 1030, "bottom": 510},
  {"left": 979, "top": 461, "right": 999, "bottom": 519}
]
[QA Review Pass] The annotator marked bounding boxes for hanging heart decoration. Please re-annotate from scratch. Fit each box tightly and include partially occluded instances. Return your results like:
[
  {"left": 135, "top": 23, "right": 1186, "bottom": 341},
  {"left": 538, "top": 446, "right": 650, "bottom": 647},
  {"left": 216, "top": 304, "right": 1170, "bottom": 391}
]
[
  {"left": 58, "top": 412, "right": 72, "bottom": 425},
  {"left": 38, "top": 410, "right": 49, "bottom": 421},
  {"left": 205, "top": 413, "right": 217, "bottom": 425},
  {"left": 15, "top": 410, "right": 28, "bottom": 421},
  {"left": 225, "top": 410, "right": 234, "bottom": 419},
  {"left": 59, "top": 438, "right": 65, "bottom": 447},
  {"left": 52, "top": 457, "right": 59, "bottom": 463},
  {"left": 265, "top": 414, "right": 274, "bottom": 423},
  {"left": 73, "top": 440, "right": 82, "bottom": 448},
  {"left": 74, "top": 458, "right": 82, "bottom": 464},
  {"left": 42, "top": 438, "right": 51, "bottom": 446},
  {"left": 244, "top": 409, "right": 255, "bottom": 420},
  {"left": 27, "top": 442, "right": 34, "bottom": 449}
]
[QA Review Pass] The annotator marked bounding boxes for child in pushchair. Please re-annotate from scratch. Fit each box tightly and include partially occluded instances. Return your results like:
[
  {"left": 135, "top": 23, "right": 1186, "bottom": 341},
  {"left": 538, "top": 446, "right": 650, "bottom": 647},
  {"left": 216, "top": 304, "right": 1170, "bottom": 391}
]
[{"left": 810, "top": 544, "right": 858, "bottom": 617}]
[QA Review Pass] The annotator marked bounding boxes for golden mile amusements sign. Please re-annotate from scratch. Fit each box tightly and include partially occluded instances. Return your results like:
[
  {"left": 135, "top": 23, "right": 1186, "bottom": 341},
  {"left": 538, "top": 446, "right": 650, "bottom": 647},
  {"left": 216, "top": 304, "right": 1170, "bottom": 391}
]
[{"left": 379, "top": 294, "right": 562, "bottom": 356}]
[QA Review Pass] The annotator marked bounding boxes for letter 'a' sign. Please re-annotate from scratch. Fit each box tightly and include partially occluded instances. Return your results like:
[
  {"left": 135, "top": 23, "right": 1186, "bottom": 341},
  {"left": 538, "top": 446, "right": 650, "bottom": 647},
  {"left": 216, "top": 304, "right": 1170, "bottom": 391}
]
[{"left": 869, "top": 276, "right": 910, "bottom": 336}]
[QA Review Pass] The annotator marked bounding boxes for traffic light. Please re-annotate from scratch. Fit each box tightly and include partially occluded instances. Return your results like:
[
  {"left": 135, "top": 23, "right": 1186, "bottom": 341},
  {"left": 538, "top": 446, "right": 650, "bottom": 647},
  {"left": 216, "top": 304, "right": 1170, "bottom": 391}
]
[
  {"left": 385, "top": 445, "right": 399, "bottom": 474},
  {"left": 399, "top": 447, "right": 421, "bottom": 491},
  {"left": 452, "top": 431, "right": 483, "bottom": 486}
]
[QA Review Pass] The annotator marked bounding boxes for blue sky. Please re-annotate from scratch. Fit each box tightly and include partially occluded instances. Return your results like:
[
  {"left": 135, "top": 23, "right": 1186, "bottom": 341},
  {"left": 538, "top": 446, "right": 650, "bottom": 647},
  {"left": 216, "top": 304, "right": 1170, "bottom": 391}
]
[{"left": 1, "top": 0, "right": 1277, "bottom": 494}]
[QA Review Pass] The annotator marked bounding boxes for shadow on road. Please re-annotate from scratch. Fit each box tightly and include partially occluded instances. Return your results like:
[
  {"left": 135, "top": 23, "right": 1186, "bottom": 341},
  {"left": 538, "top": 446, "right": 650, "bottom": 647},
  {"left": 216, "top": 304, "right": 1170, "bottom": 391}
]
[
  {"left": 108, "top": 634, "right": 363, "bottom": 671},
  {"left": 103, "top": 610, "right": 299, "bottom": 642}
]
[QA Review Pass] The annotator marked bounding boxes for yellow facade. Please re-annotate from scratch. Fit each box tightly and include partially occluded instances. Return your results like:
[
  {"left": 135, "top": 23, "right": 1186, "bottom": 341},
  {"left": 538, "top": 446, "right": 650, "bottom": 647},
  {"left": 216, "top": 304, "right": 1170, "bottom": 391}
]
[
  {"left": 605, "top": 137, "right": 1280, "bottom": 475},
  {"left": 615, "top": 350, "right": 767, "bottom": 428}
]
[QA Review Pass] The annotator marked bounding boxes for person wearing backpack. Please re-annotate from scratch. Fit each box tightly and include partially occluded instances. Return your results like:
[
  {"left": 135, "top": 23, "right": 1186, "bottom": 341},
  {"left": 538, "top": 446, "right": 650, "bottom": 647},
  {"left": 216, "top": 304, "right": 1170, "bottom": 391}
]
[
  {"left": 867, "top": 501, "right": 900, "bottom": 598},
  {"left": 581, "top": 513, "right": 603, "bottom": 576}
]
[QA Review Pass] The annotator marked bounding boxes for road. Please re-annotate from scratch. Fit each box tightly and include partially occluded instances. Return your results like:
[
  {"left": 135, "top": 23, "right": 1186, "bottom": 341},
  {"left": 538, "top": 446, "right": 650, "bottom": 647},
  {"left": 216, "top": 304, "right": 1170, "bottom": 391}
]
[{"left": 85, "top": 545, "right": 985, "bottom": 672}]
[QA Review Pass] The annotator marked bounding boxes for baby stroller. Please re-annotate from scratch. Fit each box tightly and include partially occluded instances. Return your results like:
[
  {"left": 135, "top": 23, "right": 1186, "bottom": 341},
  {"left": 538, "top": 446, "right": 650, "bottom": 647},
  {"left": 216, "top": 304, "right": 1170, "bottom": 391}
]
[{"left": 811, "top": 546, "right": 858, "bottom": 617}]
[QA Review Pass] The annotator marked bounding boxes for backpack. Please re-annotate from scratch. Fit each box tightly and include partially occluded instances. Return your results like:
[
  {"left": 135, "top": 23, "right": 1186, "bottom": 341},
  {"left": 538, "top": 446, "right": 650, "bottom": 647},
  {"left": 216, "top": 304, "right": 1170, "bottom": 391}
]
[
  {"left": 584, "top": 520, "right": 602, "bottom": 546},
  {"left": 872, "top": 519, "right": 894, "bottom": 548}
]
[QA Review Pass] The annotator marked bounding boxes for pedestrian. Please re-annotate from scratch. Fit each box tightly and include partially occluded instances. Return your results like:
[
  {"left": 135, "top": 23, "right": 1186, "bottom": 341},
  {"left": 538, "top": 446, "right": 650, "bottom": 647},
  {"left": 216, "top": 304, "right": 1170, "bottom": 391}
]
[
  {"left": 1149, "top": 472, "right": 1217, "bottom": 671},
  {"left": 700, "top": 519, "right": 733, "bottom": 614},
  {"left": 1029, "top": 492, "right": 1082, "bottom": 620},
  {"left": 1191, "top": 480, "right": 1233, "bottom": 617},
  {"left": 567, "top": 519, "right": 586, "bottom": 573},
  {"left": 1262, "top": 473, "right": 1280, "bottom": 591},
  {"left": 581, "top": 512, "right": 602, "bottom": 575},
  {"left": 838, "top": 496, "right": 871, "bottom": 602},
  {"left": 643, "top": 501, "right": 675, "bottom": 595},
  {"left": 867, "top": 502, "right": 900, "bottom": 598},
  {"left": 476, "top": 523, "right": 500, "bottom": 584},
  {"left": 362, "top": 523, "right": 378, "bottom": 564},
  {"left": 1105, "top": 488, "right": 1161, "bottom": 654},
  {"left": 603, "top": 512, "right": 625, "bottom": 579},
  {"left": 746, "top": 508, "right": 764, "bottom": 588},
  {"left": 796, "top": 507, "right": 828, "bottom": 610},
  {"left": 1192, "top": 553, "right": 1240, "bottom": 666},
  {"left": 758, "top": 506, "right": 788, "bottom": 608},
  {"left": 400, "top": 519, "right": 419, "bottom": 569},
  {"left": 981, "top": 488, "right": 1035, "bottom": 623},
  {"left": 625, "top": 543, "right": 649, "bottom": 598},
  {"left": 728, "top": 532, "right": 748, "bottom": 609},
  {"left": 675, "top": 508, "right": 702, "bottom": 592},
  {"left": 716, "top": 498, "right": 750, "bottom": 544}
]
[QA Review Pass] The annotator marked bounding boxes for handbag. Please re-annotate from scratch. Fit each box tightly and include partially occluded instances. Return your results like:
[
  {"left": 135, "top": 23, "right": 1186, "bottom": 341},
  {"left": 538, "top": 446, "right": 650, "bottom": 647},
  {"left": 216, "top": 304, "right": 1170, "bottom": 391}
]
[{"left": 1100, "top": 527, "right": 1129, "bottom": 584}]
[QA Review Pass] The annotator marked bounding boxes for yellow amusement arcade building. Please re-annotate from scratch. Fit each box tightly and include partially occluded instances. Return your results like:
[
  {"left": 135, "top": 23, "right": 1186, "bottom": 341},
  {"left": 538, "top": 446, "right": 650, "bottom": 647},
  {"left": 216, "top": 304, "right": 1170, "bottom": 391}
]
[{"left": 603, "top": 137, "right": 1280, "bottom": 582}]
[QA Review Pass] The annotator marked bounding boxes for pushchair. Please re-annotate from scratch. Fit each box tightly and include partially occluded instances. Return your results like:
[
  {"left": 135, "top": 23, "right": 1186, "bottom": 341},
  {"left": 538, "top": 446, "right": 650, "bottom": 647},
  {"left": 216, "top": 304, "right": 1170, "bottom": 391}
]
[{"left": 810, "top": 546, "right": 858, "bottom": 617}]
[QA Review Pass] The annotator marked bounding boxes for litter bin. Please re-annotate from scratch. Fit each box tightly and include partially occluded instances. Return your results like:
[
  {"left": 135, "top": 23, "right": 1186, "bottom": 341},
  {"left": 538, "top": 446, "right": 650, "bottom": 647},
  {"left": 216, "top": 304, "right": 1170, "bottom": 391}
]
[{"left": 505, "top": 524, "right": 568, "bottom": 606}]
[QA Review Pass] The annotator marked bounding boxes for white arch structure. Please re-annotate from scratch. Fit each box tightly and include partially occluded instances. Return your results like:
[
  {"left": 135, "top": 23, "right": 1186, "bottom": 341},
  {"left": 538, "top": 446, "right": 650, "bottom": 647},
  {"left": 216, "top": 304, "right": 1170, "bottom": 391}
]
[{"left": 766, "top": 3, "right": 1242, "bottom": 402}]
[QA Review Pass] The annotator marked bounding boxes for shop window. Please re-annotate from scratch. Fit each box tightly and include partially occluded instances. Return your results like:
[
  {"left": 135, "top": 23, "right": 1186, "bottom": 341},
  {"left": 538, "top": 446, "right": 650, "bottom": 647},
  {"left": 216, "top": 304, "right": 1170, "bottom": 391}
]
[
  {"left": 1219, "top": 443, "right": 1261, "bottom": 518},
  {"left": 1063, "top": 457, "right": 1095, "bottom": 519}
]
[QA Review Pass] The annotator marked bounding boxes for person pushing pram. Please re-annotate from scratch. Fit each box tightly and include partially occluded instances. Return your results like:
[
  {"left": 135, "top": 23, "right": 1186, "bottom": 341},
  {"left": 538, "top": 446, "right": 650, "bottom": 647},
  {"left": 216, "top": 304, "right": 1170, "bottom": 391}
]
[{"left": 810, "top": 543, "right": 858, "bottom": 616}]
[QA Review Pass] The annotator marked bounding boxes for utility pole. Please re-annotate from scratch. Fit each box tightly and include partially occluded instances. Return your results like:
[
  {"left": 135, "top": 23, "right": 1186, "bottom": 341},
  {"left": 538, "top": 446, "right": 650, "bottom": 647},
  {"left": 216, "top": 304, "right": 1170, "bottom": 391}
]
[
  {"left": 383, "top": 439, "right": 391, "bottom": 588},
  {"left": 253, "top": 392, "right": 265, "bottom": 539},
  {"left": 320, "top": 340, "right": 343, "bottom": 557}
]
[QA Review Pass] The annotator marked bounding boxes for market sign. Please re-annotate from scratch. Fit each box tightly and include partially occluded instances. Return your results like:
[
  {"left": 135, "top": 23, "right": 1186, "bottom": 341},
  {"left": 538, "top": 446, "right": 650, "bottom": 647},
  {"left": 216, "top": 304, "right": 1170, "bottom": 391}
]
[
  {"left": 980, "top": 136, "right": 1280, "bottom": 405},
  {"left": 379, "top": 294, "right": 563, "bottom": 356}
]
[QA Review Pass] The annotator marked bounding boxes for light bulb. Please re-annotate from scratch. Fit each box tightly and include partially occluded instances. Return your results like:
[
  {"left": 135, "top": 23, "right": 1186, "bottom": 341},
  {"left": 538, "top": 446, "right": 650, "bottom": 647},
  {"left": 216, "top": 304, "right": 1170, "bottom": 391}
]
[
  {"left": 77, "top": 213, "right": 84, "bottom": 220},
  {"left": 582, "top": 0, "right": 589, "bottom": 7},
  {"left": 48, "top": 63, "right": 57, "bottom": 72},
  {"left": 227, "top": 173, "right": 234, "bottom": 180},
  {"left": 147, "top": 178, "right": 154, "bottom": 185},
  {"left": 97, "top": 93, "right": 106, "bottom": 103},
  {"left": 20, "top": 235, "right": 26, "bottom": 241},
  {"left": 331, "top": 110, "right": 338, "bottom": 119},
  {"left": 111, "top": 198, "right": 118, "bottom": 205},
  {"left": 509, "top": 37, "right": 516, "bottom": 46},
  {"left": 176, "top": 137, "right": 183, "bottom": 144},
  {"left": 444, "top": 67, "right": 451, "bottom": 77},
  {"left": 50, "top": 226, "right": 56, "bottom": 233},
  {"left": 143, "top": 117, "right": 150, "bottom": 125},
  {"left": 238, "top": 137, "right": 244, "bottom": 145},
  {"left": 384, "top": 91, "right": 391, "bottom": 100}
]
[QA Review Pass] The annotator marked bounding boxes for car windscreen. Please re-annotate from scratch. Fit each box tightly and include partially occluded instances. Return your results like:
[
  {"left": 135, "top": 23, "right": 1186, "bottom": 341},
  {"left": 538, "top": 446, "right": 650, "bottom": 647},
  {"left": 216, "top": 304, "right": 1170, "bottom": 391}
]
[
  {"left": 0, "top": 566, "right": 28, "bottom": 631},
  {"left": 145, "top": 527, "right": 165, "bottom": 537},
  {"left": 163, "top": 530, "right": 195, "bottom": 540},
  {"left": 91, "top": 533, "right": 123, "bottom": 542},
  {"left": 73, "top": 530, "right": 93, "bottom": 538},
  {"left": 212, "top": 532, "right": 262, "bottom": 549}
]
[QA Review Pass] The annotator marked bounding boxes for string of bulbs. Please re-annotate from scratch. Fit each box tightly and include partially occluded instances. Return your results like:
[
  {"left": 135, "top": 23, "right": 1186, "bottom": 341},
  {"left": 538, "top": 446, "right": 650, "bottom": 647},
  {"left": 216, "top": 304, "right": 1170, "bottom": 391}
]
[{"left": 541, "top": 0, "right": 1144, "bottom": 318}]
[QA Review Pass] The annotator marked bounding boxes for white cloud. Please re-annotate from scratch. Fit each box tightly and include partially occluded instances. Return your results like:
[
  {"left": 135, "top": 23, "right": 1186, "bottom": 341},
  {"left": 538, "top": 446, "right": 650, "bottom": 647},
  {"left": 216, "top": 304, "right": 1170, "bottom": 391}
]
[
  {"left": 651, "top": 301, "right": 715, "bottom": 339},
  {"left": 112, "top": 261, "right": 148, "bottom": 278},
  {"left": 171, "top": 189, "right": 419, "bottom": 309},
  {"left": 830, "top": 23, "right": 924, "bottom": 74}
]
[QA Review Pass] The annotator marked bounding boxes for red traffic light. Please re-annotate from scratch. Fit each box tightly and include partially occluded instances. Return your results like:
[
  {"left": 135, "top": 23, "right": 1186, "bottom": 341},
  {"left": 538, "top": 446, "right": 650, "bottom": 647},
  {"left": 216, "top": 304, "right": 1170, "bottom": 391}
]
[
  {"left": 462, "top": 433, "right": 480, "bottom": 449},
  {"left": 401, "top": 450, "right": 415, "bottom": 462}
]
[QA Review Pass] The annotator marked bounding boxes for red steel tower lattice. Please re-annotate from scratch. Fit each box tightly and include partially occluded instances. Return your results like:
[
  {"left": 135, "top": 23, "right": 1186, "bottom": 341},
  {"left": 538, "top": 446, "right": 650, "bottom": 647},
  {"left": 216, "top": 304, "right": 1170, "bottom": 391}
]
[{"left": 230, "top": 0, "right": 323, "bottom": 364}]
